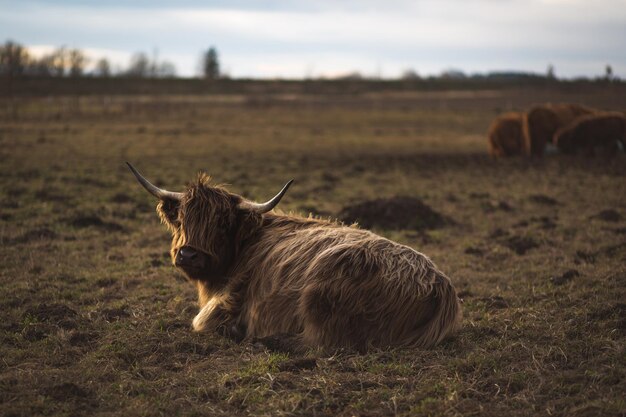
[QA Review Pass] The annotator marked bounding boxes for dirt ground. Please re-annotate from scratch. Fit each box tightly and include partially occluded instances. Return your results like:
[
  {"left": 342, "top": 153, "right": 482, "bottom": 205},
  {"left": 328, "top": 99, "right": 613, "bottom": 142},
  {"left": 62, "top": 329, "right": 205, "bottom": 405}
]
[{"left": 0, "top": 86, "right": 625, "bottom": 416}]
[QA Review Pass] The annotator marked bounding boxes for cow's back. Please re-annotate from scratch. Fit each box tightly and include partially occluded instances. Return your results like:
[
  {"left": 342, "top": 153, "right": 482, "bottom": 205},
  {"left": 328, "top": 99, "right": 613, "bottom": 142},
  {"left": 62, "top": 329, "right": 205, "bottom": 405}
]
[{"left": 235, "top": 220, "right": 461, "bottom": 350}]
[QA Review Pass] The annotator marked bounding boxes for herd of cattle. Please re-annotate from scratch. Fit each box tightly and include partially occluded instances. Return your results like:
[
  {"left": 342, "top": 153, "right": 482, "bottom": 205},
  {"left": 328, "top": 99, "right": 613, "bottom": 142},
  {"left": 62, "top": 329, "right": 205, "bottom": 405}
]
[{"left": 487, "top": 103, "right": 626, "bottom": 157}]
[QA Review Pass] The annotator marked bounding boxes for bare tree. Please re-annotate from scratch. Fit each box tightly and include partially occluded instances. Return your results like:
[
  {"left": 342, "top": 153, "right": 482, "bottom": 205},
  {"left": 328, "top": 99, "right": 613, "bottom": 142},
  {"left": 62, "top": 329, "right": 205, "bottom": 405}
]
[
  {"left": 401, "top": 69, "right": 421, "bottom": 80},
  {"left": 29, "top": 55, "right": 55, "bottom": 77},
  {"left": 0, "top": 40, "right": 30, "bottom": 77},
  {"left": 202, "top": 47, "right": 220, "bottom": 79},
  {"left": 94, "top": 58, "right": 111, "bottom": 77},
  {"left": 52, "top": 47, "right": 68, "bottom": 76},
  {"left": 156, "top": 61, "right": 176, "bottom": 78},
  {"left": 127, "top": 52, "right": 150, "bottom": 77},
  {"left": 335, "top": 71, "right": 363, "bottom": 80},
  {"left": 36, "top": 47, "right": 69, "bottom": 77},
  {"left": 440, "top": 69, "right": 466, "bottom": 79},
  {"left": 69, "top": 49, "right": 88, "bottom": 77}
]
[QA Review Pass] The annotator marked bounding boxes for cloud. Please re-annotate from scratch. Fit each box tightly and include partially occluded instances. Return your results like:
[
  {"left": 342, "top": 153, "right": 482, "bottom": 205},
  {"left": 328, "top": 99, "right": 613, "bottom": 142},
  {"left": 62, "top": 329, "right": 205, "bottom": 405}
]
[{"left": 1, "top": 0, "right": 625, "bottom": 77}]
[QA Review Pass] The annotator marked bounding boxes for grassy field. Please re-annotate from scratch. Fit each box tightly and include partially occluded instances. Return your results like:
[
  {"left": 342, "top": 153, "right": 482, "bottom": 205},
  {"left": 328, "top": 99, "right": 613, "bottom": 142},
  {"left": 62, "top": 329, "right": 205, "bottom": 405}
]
[{"left": 1, "top": 85, "right": 625, "bottom": 416}]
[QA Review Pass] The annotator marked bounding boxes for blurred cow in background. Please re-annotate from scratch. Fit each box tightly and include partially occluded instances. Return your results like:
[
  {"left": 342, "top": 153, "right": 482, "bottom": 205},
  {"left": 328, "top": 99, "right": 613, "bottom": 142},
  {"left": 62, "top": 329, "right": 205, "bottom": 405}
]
[
  {"left": 554, "top": 112, "right": 626, "bottom": 156},
  {"left": 522, "top": 103, "right": 595, "bottom": 157},
  {"left": 487, "top": 112, "right": 525, "bottom": 158}
]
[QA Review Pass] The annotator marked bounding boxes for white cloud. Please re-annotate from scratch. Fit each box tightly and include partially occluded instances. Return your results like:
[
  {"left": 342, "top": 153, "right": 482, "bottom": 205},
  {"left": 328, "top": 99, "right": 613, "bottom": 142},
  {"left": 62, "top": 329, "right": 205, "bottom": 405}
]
[{"left": 1, "top": 0, "right": 625, "bottom": 77}]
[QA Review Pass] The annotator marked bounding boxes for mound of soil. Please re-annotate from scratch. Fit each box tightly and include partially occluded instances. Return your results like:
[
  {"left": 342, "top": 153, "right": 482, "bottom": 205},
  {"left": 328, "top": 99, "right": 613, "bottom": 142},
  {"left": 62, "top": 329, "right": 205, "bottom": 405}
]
[
  {"left": 68, "top": 331, "right": 99, "bottom": 347},
  {"left": 502, "top": 235, "right": 539, "bottom": 255},
  {"left": 34, "top": 188, "right": 68, "bottom": 202},
  {"left": 12, "top": 227, "right": 58, "bottom": 243},
  {"left": 489, "top": 228, "right": 509, "bottom": 239},
  {"left": 575, "top": 250, "right": 596, "bottom": 264},
  {"left": 550, "top": 269, "right": 580, "bottom": 285},
  {"left": 479, "top": 296, "right": 509, "bottom": 310},
  {"left": 514, "top": 216, "right": 557, "bottom": 230},
  {"left": 22, "top": 324, "right": 53, "bottom": 341},
  {"left": 43, "top": 382, "right": 92, "bottom": 402},
  {"left": 482, "top": 200, "right": 514, "bottom": 213},
  {"left": 110, "top": 192, "right": 135, "bottom": 203},
  {"left": 24, "top": 303, "right": 77, "bottom": 323},
  {"left": 591, "top": 209, "right": 622, "bottom": 222},
  {"left": 338, "top": 196, "right": 448, "bottom": 231},
  {"left": 529, "top": 194, "right": 559, "bottom": 206},
  {"left": 23, "top": 303, "right": 81, "bottom": 330},
  {"left": 100, "top": 307, "right": 130, "bottom": 322},
  {"left": 464, "top": 246, "right": 485, "bottom": 256}
]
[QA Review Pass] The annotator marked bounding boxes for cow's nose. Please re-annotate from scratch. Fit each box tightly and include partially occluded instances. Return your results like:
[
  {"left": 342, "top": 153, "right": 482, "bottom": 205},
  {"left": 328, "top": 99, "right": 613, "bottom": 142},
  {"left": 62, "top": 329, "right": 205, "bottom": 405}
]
[{"left": 176, "top": 246, "right": 199, "bottom": 267}]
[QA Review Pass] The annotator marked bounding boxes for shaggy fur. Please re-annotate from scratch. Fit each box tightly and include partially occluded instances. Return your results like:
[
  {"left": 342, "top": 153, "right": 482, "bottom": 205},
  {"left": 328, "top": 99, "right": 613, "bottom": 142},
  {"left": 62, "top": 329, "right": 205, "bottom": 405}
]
[
  {"left": 523, "top": 103, "right": 595, "bottom": 157},
  {"left": 487, "top": 112, "right": 525, "bottom": 158},
  {"left": 155, "top": 174, "right": 462, "bottom": 352},
  {"left": 554, "top": 112, "right": 626, "bottom": 156}
]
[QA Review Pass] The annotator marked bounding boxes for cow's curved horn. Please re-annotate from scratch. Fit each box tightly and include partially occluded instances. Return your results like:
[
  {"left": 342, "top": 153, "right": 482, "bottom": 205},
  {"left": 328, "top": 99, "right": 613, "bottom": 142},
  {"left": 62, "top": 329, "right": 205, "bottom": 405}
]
[
  {"left": 239, "top": 180, "right": 293, "bottom": 213},
  {"left": 126, "top": 162, "right": 183, "bottom": 201}
]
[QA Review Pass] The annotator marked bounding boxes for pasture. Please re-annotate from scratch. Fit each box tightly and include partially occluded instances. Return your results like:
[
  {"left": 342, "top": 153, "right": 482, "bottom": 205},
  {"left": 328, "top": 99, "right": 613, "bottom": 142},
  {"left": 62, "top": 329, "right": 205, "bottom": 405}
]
[{"left": 1, "top": 84, "right": 625, "bottom": 416}]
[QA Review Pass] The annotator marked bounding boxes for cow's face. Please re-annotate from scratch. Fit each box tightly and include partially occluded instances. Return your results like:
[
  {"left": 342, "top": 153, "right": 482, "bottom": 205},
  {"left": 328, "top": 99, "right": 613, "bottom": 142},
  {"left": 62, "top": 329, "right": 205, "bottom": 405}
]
[
  {"left": 157, "top": 175, "right": 262, "bottom": 287},
  {"left": 127, "top": 163, "right": 292, "bottom": 289}
]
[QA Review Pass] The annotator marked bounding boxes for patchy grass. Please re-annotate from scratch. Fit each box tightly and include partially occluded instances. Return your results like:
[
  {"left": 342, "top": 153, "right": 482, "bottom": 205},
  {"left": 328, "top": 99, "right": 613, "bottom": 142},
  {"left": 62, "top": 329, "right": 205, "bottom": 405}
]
[{"left": 1, "top": 87, "right": 625, "bottom": 416}]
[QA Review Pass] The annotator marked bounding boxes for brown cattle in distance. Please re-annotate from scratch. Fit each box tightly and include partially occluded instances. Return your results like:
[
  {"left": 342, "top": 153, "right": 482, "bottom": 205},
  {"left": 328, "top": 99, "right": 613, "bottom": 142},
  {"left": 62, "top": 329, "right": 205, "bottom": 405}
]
[
  {"left": 127, "top": 163, "right": 462, "bottom": 352},
  {"left": 554, "top": 112, "right": 626, "bottom": 156},
  {"left": 487, "top": 112, "right": 525, "bottom": 158},
  {"left": 523, "top": 103, "right": 595, "bottom": 157}
]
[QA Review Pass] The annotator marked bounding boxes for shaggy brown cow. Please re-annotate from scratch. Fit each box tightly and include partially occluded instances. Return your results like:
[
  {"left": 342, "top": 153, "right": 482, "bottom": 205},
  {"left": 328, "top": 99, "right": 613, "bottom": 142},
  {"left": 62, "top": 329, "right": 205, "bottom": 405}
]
[
  {"left": 487, "top": 112, "right": 525, "bottom": 158},
  {"left": 127, "top": 163, "right": 462, "bottom": 352},
  {"left": 554, "top": 112, "right": 626, "bottom": 156},
  {"left": 523, "top": 103, "right": 594, "bottom": 157}
]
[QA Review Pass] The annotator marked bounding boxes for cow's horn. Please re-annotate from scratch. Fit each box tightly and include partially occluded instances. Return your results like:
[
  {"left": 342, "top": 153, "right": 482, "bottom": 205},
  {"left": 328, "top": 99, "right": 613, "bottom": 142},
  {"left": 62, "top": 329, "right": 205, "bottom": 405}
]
[
  {"left": 239, "top": 180, "right": 293, "bottom": 213},
  {"left": 126, "top": 162, "right": 183, "bottom": 201}
]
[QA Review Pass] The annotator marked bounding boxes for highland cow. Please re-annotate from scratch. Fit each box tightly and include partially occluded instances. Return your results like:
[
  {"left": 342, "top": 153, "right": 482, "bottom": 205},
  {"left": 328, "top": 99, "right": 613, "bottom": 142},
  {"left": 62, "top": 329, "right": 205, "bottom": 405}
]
[
  {"left": 554, "top": 112, "right": 626, "bottom": 156},
  {"left": 127, "top": 163, "right": 462, "bottom": 352},
  {"left": 487, "top": 112, "right": 525, "bottom": 158},
  {"left": 523, "top": 103, "right": 595, "bottom": 157}
]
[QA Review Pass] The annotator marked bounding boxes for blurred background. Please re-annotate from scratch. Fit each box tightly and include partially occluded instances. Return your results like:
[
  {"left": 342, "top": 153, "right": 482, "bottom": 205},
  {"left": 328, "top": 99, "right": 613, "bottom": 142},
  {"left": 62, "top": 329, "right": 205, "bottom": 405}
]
[{"left": 1, "top": 0, "right": 625, "bottom": 80}]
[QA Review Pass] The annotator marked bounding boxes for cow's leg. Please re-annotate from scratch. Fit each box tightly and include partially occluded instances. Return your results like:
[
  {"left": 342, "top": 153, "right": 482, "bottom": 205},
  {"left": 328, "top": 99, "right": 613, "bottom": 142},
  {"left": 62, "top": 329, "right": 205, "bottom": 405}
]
[{"left": 192, "top": 297, "right": 245, "bottom": 342}]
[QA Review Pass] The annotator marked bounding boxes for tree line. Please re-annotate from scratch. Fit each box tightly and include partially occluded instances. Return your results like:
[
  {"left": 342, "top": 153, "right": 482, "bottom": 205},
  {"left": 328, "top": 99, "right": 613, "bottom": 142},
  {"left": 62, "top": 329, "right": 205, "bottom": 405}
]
[
  {"left": 0, "top": 40, "right": 221, "bottom": 79},
  {"left": 0, "top": 39, "right": 617, "bottom": 82}
]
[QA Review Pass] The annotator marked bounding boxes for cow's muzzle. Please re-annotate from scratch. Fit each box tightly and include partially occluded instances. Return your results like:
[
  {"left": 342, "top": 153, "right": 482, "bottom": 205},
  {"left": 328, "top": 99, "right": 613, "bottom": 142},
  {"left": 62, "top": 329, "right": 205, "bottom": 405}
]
[{"left": 175, "top": 246, "right": 207, "bottom": 270}]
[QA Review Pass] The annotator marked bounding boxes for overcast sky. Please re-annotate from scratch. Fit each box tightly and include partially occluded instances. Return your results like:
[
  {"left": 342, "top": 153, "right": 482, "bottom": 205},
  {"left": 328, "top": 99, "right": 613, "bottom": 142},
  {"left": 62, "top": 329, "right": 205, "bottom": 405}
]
[{"left": 1, "top": 0, "right": 625, "bottom": 78}]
